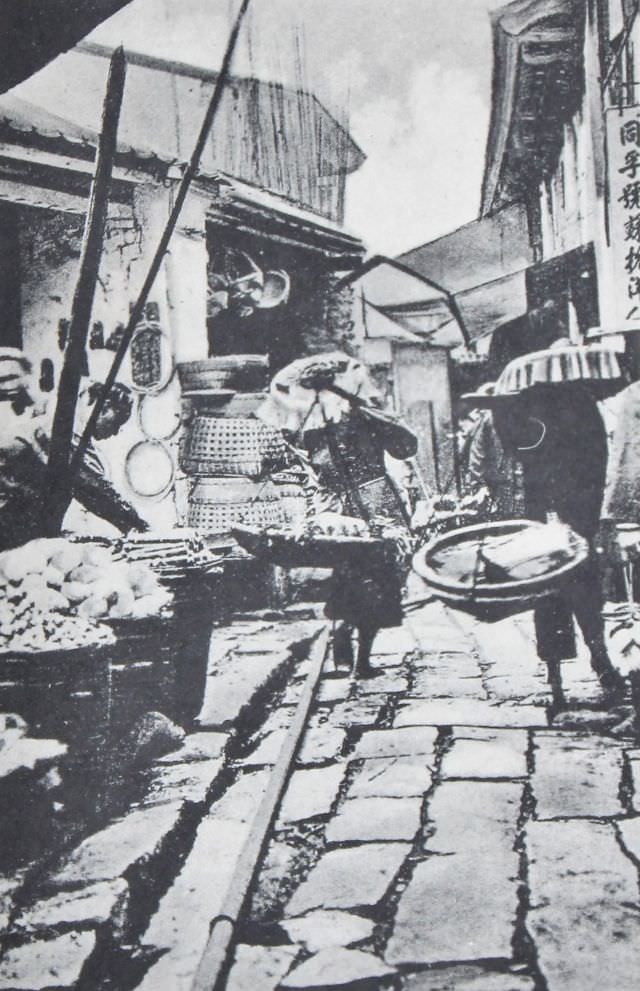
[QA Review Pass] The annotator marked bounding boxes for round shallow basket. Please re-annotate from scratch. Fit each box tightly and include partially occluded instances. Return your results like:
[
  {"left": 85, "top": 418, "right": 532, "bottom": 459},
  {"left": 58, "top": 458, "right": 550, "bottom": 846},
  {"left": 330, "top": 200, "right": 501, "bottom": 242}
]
[
  {"left": 412, "top": 519, "right": 589, "bottom": 622},
  {"left": 177, "top": 355, "right": 269, "bottom": 393},
  {"left": 188, "top": 477, "right": 285, "bottom": 534},
  {"left": 125, "top": 440, "right": 175, "bottom": 500},
  {"left": 179, "top": 414, "right": 286, "bottom": 477}
]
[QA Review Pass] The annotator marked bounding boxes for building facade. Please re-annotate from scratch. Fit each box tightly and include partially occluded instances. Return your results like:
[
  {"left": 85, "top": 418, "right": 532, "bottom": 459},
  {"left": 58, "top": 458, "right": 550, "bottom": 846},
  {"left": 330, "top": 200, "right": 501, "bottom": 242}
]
[{"left": 0, "top": 45, "right": 365, "bottom": 530}]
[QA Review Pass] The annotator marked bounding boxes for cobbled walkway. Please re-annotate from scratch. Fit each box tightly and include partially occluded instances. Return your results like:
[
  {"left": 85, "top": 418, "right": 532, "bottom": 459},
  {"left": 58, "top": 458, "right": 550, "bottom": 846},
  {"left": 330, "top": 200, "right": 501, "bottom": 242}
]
[{"left": 229, "top": 600, "right": 640, "bottom": 991}]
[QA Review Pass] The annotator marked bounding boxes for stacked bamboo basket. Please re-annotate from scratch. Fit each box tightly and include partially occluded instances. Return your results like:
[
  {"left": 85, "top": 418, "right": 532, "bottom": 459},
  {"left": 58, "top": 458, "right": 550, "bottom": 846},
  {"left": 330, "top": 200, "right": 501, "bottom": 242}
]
[{"left": 177, "top": 356, "right": 305, "bottom": 535}]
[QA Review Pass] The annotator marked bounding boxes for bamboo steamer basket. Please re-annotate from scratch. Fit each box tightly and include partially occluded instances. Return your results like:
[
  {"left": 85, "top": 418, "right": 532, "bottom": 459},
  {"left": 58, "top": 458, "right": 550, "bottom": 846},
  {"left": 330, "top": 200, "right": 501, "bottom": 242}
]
[
  {"left": 177, "top": 355, "right": 269, "bottom": 393},
  {"left": 179, "top": 414, "right": 286, "bottom": 477},
  {"left": 187, "top": 477, "right": 285, "bottom": 534}
]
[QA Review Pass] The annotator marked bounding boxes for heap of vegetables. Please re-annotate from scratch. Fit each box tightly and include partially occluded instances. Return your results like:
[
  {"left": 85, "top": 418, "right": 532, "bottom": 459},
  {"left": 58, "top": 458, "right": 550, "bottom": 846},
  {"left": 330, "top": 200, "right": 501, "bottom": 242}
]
[{"left": 0, "top": 538, "right": 172, "bottom": 652}]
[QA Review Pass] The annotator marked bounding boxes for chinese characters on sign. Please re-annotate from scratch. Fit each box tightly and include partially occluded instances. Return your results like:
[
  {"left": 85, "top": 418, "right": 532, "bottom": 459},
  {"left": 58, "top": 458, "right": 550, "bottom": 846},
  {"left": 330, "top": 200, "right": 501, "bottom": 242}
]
[{"left": 607, "top": 106, "right": 640, "bottom": 326}]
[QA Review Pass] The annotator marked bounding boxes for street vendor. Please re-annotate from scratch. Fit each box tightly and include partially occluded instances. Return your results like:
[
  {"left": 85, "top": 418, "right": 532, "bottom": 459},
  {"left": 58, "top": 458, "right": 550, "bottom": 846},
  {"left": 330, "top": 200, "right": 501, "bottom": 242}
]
[
  {"left": 478, "top": 370, "right": 626, "bottom": 707},
  {"left": 258, "top": 352, "right": 418, "bottom": 678},
  {"left": 0, "top": 349, "right": 146, "bottom": 551}
]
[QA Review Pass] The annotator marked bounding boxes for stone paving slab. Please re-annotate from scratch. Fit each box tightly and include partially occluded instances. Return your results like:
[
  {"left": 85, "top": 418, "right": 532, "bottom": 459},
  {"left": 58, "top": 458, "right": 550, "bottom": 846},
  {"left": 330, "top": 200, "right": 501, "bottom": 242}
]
[
  {"left": 395, "top": 698, "right": 546, "bottom": 729},
  {"left": 51, "top": 802, "right": 185, "bottom": 887},
  {"left": 13, "top": 879, "right": 128, "bottom": 934},
  {"left": 143, "top": 757, "right": 224, "bottom": 806},
  {"left": 531, "top": 732, "right": 625, "bottom": 819},
  {"left": 197, "top": 653, "right": 289, "bottom": 728},
  {"left": 401, "top": 966, "right": 536, "bottom": 990},
  {"left": 411, "top": 670, "right": 486, "bottom": 700},
  {"left": 0, "top": 931, "right": 96, "bottom": 990},
  {"left": 371, "top": 627, "right": 416, "bottom": 655},
  {"left": 286, "top": 842, "right": 410, "bottom": 915},
  {"left": 282, "top": 909, "right": 375, "bottom": 951},
  {"left": 226, "top": 944, "right": 299, "bottom": 991},
  {"left": 154, "top": 731, "right": 229, "bottom": 764},
  {"left": 441, "top": 737, "right": 528, "bottom": 780},
  {"left": 326, "top": 795, "right": 423, "bottom": 842},
  {"left": 356, "top": 671, "right": 409, "bottom": 695},
  {"left": 526, "top": 819, "right": 640, "bottom": 991},
  {"left": 281, "top": 947, "right": 395, "bottom": 988},
  {"left": 352, "top": 726, "right": 438, "bottom": 760},
  {"left": 297, "top": 725, "right": 346, "bottom": 765},
  {"left": 140, "top": 818, "right": 249, "bottom": 991},
  {"left": 411, "top": 651, "right": 479, "bottom": 675},
  {"left": 386, "top": 848, "right": 519, "bottom": 965},
  {"left": 451, "top": 727, "right": 529, "bottom": 745},
  {"left": 320, "top": 697, "right": 386, "bottom": 728},
  {"left": 347, "top": 755, "right": 433, "bottom": 798},
  {"left": 277, "top": 764, "right": 345, "bottom": 824},
  {"left": 316, "top": 678, "right": 352, "bottom": 704},
  {"left": 212, "top": 769, "right": 271, "bottom": 823},
  {"left": 424, "top": 781, "right": 523, "bottom": 856},
  {"left": 485, "top": 676, "right": 549, "bottom": 703},
  {"left": 618, "top": 816, "right": 640, "bottom": 860}
]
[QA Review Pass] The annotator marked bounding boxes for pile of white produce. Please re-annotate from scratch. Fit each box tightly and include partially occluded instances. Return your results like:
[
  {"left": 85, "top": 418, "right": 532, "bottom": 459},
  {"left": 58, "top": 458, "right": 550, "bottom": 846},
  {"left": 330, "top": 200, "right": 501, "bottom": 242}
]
[{"left": 0, "top": 538, "right": 173, "bottom": 652}]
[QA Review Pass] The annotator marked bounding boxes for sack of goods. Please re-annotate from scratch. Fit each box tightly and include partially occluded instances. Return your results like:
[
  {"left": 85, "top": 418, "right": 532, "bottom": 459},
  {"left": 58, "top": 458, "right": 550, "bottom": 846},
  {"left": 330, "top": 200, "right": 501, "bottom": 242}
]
[{"left": 480, "top": 521, "right": 580, "bottom": 582}]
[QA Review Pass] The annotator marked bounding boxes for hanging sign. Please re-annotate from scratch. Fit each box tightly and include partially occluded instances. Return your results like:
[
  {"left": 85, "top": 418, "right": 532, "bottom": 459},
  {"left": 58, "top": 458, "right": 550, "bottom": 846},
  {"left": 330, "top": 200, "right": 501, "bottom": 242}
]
[{"left": 606, "top": 105, "right": 640, "bottom": 328}]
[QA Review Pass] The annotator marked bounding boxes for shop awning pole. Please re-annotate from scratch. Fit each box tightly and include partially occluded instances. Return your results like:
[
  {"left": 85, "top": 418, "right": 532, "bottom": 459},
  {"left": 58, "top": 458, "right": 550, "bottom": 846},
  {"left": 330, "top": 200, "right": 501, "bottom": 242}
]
[
  {"left": 45, "top": 46, "right": 127, "bottom": 533},
  {"left": 67, "top": 0, "right": 252, "bottom": 495}
]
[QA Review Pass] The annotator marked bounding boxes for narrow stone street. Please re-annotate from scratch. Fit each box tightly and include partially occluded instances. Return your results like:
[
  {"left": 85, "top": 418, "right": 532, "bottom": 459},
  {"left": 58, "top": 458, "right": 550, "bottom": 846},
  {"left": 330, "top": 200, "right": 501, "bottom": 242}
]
[
  {"left": 226, "top": 599, "right": 640, "bottom": 991},
  {"left": 3, "top": 599, "right": 640, "bottom": 991}
]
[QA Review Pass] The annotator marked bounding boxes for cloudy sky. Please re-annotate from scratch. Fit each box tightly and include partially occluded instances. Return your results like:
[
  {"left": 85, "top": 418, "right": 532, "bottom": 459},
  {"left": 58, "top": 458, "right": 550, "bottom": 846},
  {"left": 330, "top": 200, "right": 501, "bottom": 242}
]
[{"left": 89, "top": 1, "right": 497, "bottom": 254}]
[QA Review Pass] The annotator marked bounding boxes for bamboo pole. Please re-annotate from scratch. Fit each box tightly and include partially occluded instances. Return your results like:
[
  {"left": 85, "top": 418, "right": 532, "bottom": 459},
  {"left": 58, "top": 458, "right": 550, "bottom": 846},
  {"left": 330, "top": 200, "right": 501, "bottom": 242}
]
[
  {"left": 45, "top": 47, "right": 127, "bottom": 533},
  {"left": 191, "top": 628, "right": 330, "bottom": 991},
  {"left": 68, "top": 0, "right": 252, "bottom": 493}
]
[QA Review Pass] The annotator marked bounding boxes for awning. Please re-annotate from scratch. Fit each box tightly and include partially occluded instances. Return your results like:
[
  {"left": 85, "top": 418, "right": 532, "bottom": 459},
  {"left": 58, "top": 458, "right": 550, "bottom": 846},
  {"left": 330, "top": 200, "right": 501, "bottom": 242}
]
[
  {"left": 481, "top": 0, "right": 584, "bottom": 216},
  {"left": 0, "top": 2, "right": 134, "bottom": 94}
]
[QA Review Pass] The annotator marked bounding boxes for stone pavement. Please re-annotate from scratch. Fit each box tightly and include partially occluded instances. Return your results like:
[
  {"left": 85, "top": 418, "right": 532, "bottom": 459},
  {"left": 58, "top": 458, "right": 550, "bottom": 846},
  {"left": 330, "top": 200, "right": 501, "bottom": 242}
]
[
  {"left": 229, "top": 599, "right": 640, "bottom": 991},
  {"left": 2, "top": 602, "right": 640, "bottom": 990}
]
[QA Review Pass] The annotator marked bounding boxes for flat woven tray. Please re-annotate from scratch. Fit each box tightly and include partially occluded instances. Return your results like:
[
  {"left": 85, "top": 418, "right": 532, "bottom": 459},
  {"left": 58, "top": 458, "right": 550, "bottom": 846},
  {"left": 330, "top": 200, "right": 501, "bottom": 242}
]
[{"left": 232, "top": 525, "right": 390, "bottom": 569}]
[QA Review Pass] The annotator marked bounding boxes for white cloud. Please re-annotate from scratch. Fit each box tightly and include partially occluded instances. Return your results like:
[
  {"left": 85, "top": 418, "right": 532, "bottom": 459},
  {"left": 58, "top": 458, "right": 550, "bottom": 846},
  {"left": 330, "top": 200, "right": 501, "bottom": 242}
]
[{"left": 345, "top": 62, "right": 490, "bottom": 256}]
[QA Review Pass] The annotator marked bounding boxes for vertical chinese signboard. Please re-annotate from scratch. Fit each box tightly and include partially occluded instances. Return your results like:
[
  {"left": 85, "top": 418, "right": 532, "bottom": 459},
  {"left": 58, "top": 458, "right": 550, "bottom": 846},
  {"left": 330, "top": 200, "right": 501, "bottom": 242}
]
[{"left": 606, "top": 105, "right": 640, "bottom": 328}]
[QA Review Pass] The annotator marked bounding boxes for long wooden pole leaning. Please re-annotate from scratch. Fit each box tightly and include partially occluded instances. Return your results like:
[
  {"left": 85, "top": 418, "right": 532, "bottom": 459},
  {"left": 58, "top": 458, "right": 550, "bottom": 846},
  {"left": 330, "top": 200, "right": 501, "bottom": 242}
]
[
  {"left": 68, "top": 0, "right": 252, "bottom": 492},
  {"left": 45, "top": 47, "right": 127, "bottom": 533},
  {"left": 191, "top": 627, "right": 330, "bottom": 991}
]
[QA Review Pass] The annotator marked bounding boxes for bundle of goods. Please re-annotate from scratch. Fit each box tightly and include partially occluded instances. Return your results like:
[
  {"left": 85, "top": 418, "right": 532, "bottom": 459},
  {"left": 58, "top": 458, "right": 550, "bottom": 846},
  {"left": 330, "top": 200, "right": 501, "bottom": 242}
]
[
  {"left": 480, "top": 521, "right": 578, "bottom": 581},
  {"left": 233, "top": 512, "right": 389, "bottom": 569},
  {"left": 114, "top": 529, "right": 228, "bottom": 579},
  {"left": 412, "top": 520, "right": 589, "bottom": 621},
  {"left": 0, "top": 538, "right": 173, "bottom": 652}
]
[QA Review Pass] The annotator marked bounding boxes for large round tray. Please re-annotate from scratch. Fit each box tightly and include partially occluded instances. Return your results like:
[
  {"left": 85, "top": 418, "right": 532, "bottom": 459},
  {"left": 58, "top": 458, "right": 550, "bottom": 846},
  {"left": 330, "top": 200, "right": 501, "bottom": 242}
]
[
  {"left": 232, "top": 525, "right": 390, "bottom": 569},
  {"left": 412, "top": 519, "right": 589, "bottom": 622}
]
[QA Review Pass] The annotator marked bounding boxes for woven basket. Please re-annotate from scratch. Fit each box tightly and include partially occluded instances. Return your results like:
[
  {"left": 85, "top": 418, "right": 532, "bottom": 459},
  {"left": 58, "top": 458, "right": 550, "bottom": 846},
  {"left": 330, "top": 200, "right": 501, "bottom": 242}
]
[
  {"left": 273, "top": 482, "right": 308, "bottom": 526},
  {"left": 180, "top": 414, "right": 286, "bottom": 477},
  {"left": 188, "top": 477, "right": 285, "bottom": 533},
  {"left": 177, "top": 355, "right": 269, "bottom": 393}
]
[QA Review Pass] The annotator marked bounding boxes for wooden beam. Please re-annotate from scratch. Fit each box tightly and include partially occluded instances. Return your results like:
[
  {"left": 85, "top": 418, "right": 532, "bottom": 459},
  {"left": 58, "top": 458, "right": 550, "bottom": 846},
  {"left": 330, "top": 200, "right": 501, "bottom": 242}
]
[{"left": 45, "top": 48, "right": 127, "bottom": 533}]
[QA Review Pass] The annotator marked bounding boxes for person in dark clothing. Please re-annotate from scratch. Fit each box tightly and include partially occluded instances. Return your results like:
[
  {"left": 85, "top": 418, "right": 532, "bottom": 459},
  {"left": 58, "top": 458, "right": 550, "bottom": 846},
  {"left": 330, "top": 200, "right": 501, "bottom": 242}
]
[
  {"left": 258, "top": 353, "right": 417, "bottom": 678},
  {"left": 491, "top": 382, "right": 625, "bottom": 707},
  {"left": 302, "top": 400, "right": 417, "bottom": 677}
]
